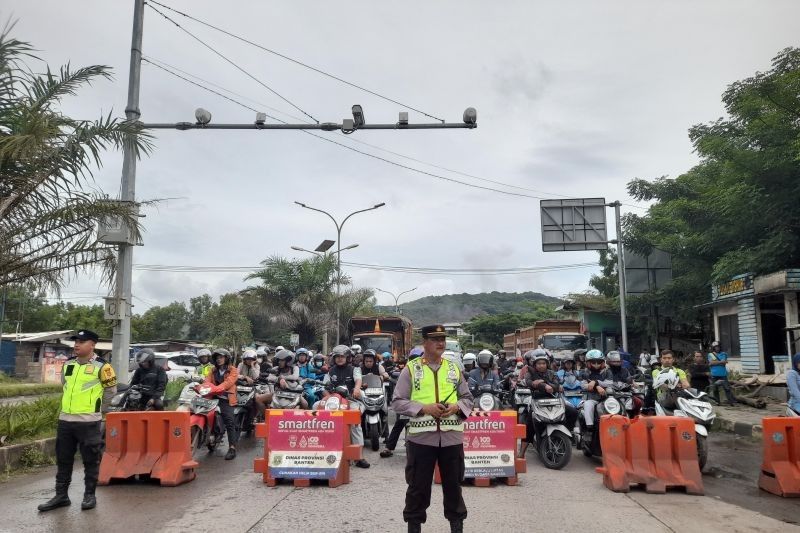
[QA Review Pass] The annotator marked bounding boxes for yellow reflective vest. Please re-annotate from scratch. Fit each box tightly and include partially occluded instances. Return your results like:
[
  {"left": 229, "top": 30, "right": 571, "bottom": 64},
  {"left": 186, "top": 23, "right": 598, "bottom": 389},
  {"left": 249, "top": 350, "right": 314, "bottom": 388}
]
[
  {"left": 61, "top": 357, "right": 117, "bottom": 415},
  {"left": 198, "top": 363, "right": 213, "bottom": 377},
  {"left": 408, "top": 357, "right": 464, "bottom": 434}
]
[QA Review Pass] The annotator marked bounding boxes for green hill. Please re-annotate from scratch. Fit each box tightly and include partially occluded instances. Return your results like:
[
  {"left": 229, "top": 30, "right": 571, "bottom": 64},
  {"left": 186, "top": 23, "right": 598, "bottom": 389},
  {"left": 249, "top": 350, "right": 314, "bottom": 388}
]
[{"left": 376, "top": 291, "right": 563, "bottom": 325}]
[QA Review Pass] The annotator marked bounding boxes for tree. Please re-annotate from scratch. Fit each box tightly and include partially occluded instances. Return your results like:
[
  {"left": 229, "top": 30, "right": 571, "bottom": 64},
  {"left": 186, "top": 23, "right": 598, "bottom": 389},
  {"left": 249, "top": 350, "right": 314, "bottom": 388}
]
[
  {"left": 464, "top": 303, "right": 558, "bottom": 345},
  {"left": 0, "top": 26, "right": 152, "bottom": 292},
  {"left": 204, "top": 293, "right": 252, "bottom": 353},
  {"left": 187, "top": 293, "right": 212, "bottom": 340},
  {"left": 131, "top": 302, "right": 189, "bottom": 341},
  {"left": 624, "top": 47, "right": 800, "bottom": 323},
  {"left": 589, "top": 249, "right": 618, "bottom": 299}
]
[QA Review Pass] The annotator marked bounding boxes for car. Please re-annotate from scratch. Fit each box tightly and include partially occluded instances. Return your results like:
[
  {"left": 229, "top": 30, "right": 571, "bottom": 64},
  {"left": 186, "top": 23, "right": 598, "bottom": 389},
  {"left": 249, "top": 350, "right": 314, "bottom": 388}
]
[{"left": 154, "top": 352, "right": 201, "bottom": 381}]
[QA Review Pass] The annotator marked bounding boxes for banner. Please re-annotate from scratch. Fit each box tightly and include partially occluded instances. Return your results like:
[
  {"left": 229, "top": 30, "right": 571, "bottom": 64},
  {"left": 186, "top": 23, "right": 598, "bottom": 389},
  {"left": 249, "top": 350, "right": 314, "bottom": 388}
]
[
  {"left": 267, "top": 410, "right": 344, "bottom": 479},
  {"left": 462, "top": 411, "right": 517, "bottom": 478}
]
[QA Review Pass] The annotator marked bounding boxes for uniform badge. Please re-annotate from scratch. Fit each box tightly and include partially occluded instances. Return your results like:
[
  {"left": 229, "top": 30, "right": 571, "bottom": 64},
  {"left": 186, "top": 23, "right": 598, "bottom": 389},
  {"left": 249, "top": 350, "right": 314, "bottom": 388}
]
[
  {"left": 84, "top": 365, "right": 95, "bottom": 375},
  {"left": 447, "top": 365, "right": 458, "bottom": 385},
  {"left": 413, "top": 363, "right": 424, "bottom": 391}
]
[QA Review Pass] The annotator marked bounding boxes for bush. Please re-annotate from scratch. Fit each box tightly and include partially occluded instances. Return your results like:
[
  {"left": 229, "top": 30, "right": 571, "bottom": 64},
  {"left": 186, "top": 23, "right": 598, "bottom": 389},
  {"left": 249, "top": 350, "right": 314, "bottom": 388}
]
[
  {"left": 0, "top": 397, "right": 60, "bottom": 445},
  {"left": 164, "top": 378, "right": 187, "bottom": 409},
  {"left": 19, "top": 444, "right": 54, "bottom": 468},
  {"left": 0, "top": 383, "right": 63, "bottom": 398}
]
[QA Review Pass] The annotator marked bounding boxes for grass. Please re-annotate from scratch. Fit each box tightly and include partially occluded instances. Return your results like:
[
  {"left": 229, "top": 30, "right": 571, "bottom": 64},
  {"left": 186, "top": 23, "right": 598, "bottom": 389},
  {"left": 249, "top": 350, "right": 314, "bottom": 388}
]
[
  {"left": 0, "top": 383, "right": 63, "bottom": 398},
  {"left": 0, "top": 397, "right": 60, "bottom": 446}
]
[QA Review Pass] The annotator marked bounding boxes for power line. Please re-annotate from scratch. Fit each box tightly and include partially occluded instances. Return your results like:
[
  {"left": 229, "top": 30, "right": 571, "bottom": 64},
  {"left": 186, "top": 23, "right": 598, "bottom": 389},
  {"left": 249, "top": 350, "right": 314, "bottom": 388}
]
[
  {"left": 146, "top": 2, "right": 319, "bottom": 123},
  {"left": 146, "top": 0, "right": 446, "bottom": 123}
]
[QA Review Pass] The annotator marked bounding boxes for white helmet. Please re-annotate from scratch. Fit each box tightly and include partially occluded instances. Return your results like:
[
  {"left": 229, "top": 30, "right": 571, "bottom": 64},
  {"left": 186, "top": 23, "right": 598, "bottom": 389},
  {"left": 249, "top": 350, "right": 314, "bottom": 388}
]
[
  {"left": 649, "top": 353, "right": 660, "bottom": 366},
  {"left": 350, "top": 344, "right": 362, "bottom": 354},
  {"left": 276, "top": 346, "right": 285, "bottom": 351},
  {"left": 256, "top": 347, "right": 267, "bottom": 356},
  {"left": 653, "top": 368, "right": 679, "bottom": 390},
  {"left": 478, "top": 349, "right": 493, "bottom": 357},
  {"left": 462, "top": 353, "right": 477, "bottom": 365}
]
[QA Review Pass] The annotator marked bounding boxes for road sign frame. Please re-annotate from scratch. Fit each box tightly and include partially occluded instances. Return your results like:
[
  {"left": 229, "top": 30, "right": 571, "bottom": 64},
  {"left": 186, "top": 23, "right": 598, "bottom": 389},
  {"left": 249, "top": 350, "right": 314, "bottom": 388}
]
[{"left": 540, "top": 198, "right": 609, "bottom": 252}]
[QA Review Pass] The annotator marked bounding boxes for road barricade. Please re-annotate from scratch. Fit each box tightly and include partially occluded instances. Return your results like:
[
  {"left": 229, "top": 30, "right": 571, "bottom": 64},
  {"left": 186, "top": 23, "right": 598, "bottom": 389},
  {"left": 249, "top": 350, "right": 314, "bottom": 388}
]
[
  {"left": 434, "top": 410, "right": 526, "bottom": 487},
  {"left": 758, "top": 417, "right": 800, "bottom": 497},
  {"left": 253, "top": 409, "right": 362, "bottom": 487},
  {"left": 99, "top": 411, "right": 198, "bottom": 486},
  {"left": 595, "top": 415, "right": 703, "bottom": 495}
]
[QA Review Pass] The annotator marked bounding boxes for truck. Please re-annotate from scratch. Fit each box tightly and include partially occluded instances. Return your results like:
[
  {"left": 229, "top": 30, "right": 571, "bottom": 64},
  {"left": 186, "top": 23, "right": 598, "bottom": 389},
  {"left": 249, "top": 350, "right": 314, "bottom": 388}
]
[
  {"left": 348, "top": 315, "right": 413, "bottom": 358},
  {"left": 503, "top": 319, "right": 587, "bottom": 360}
]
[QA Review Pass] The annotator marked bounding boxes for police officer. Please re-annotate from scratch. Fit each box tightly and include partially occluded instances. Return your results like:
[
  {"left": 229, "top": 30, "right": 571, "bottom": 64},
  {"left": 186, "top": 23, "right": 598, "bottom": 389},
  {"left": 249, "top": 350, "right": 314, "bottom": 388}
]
[
  {"left": 38, "top": 330, "right": 117, "bottom": 512},
  {"left": 196, "top": 348, "right": 213, "bottom": 377},
  {"left": 392, "top": 325, "right": 473, "bottom": 533}
]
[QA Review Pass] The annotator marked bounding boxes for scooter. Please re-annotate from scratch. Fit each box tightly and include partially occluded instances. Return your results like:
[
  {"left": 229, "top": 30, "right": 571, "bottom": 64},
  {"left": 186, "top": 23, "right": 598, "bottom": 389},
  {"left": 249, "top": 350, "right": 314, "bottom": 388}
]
[
  {"left": 578, "top": 381, "right": 626, "bottom": 458},
  {"left": 561, "top": 374, "right": 584, "bottom": 409},
  {"left": 176, "top": 377, "right": 225, "bottom": 455},
  {"left": 473, "top": 384, "right": 502, "bottom": 412},
  {"left": 513, "top": 385, "right": 533, "bottom": 426},
  {"left": 233, "top": 377, "right": 257, "bottom": 436},
  {"left": 107, "top": 383, "right": 163, "bottom": 412},
  {"left": 314, "top": 384, "right": 353, "bottom": 411},
  {"left": 530, "top": 393, "right": 573, "bottom": 469},
  {"left": 654, "top": 384, "right": 715, "bottom": 470},
  {"left": 361, "top": 373, "right": 387, "bottom": 451},
  {"left": 269, "top": 375, "right": 305, "bottom": 410}
]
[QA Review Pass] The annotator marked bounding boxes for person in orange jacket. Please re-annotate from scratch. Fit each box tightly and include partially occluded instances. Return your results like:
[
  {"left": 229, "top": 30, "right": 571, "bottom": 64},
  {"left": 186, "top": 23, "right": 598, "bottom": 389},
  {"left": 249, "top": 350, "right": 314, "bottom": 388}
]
[{"left": 204, "top": 348, "right": 240, "bottom": 460}]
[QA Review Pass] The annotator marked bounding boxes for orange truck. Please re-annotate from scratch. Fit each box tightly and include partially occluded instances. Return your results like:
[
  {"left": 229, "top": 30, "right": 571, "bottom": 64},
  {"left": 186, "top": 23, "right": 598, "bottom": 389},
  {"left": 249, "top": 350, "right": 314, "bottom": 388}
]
[
  {"left": 348, "top": 316, "right": 414, "bottom": 358},
  {"left": 504, "top": 319, "right": 587, "bottom": 360}
]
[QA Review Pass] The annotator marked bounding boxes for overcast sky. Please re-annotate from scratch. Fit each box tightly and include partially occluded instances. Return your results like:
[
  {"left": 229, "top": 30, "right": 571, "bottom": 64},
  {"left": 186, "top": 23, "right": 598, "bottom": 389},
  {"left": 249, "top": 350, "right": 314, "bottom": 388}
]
[{"left": 7, "top": 0, "right": 799, "bottom": 311}]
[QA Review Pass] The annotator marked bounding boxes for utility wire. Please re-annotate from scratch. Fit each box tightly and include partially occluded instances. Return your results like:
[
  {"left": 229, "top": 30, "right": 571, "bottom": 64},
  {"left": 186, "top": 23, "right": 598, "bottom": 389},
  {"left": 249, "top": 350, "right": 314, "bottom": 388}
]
[
  {"left": 146, "top": 2, "right": 319, "bottom": 123},
  {"left": 146, "top": 0, "right": 445, "bottom": 123}
]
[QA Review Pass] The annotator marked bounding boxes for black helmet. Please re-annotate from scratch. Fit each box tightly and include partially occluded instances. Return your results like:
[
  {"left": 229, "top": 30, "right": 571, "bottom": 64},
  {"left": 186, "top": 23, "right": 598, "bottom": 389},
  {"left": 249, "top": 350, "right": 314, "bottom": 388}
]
[
  {"left": 136, "top": 348, "right": 155, "bottom": 367},
  {"left": 212, "top": 348, "right": 231, "bottom": 366},
  {"left": 312, "top": 353, "right": 326, "bottom": 368},
  {"left": 275, "top": 349, "right": 295, "bottom": 366},
  {"left": 363, "top": 349, "right": 377, "bottom": 362}
]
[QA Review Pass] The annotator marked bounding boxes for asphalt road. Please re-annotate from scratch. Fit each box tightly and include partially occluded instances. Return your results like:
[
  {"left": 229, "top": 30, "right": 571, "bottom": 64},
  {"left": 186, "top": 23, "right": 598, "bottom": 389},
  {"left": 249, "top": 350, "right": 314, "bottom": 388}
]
[{"left": 1, "top": 428, "right": 797, "bottom": 533}]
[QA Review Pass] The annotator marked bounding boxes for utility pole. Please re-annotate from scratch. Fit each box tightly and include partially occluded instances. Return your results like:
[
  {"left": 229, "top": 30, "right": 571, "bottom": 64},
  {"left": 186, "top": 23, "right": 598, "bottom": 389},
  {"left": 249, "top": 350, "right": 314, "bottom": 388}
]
[
  {"left": 612, "top": 201, "right": 629, "bottom": 352},
  {"left": 111, "top": 0, "right": 144, "bottom": 383}
]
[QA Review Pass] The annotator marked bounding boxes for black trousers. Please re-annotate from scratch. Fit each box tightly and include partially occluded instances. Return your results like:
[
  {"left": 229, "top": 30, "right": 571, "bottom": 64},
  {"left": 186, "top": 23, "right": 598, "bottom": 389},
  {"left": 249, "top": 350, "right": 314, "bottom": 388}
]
[
  {"left": 55, "top": 420, "right": 102, "bottom": 489},
  {"left": 141, "top": 394, "right": 164, "bottom": 410},
  {"left": 385, "top": 417, "right": 408, "bottom": 450},
  {"left": 404, "top": 441, "right": 467, "bottom": 524},
  {"left": 218, "top": 397, "right": 238, "bottom": 447}
]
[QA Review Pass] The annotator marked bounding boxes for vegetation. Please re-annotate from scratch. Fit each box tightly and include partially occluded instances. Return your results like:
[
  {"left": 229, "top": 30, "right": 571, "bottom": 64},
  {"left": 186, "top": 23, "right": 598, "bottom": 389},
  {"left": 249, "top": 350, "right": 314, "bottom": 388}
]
[
  {"left": 164, "top": 378, "right": 186, "bottom": 409},
  {"left": 0, "top": 396, "right": 60, "bottom": 445},
  {"left": 0, "top": 383, "right": 61, "bottom": 398},
  {"left": 0, "top": 25, "right": 152, "bottom": 292}
]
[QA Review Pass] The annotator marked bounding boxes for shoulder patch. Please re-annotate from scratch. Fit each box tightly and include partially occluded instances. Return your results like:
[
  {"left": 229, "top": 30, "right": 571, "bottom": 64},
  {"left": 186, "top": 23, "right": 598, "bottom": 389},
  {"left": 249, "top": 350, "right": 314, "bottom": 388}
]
[{"left": 100, "top": 364, "right": 117, "bottom": 388}]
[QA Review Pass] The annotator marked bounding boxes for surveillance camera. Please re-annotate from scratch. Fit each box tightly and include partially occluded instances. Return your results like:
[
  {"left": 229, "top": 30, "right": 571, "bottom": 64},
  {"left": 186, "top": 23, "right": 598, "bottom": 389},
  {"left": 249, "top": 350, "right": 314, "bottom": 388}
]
[
  {"left": 351, "top": 105, "right": 365, "bottom": 128},
  {"left": 195, "top": 108, "right": 212, "bottom": 125},
  {"left": 398, "top": 111, "right": 408, "bottom": 125},
  {"left": 255, "top": 112, "right": 266, "bottom": 125},
  {"left": 463, "top": 107, "right": 477, "bottom": 125}
]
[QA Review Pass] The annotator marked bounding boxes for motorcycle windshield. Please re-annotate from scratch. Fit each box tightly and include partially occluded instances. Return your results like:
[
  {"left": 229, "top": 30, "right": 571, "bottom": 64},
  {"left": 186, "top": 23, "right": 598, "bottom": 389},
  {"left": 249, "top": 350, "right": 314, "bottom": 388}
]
[{"left": 362, "top": 374, "right": 383, "bottom": 390}]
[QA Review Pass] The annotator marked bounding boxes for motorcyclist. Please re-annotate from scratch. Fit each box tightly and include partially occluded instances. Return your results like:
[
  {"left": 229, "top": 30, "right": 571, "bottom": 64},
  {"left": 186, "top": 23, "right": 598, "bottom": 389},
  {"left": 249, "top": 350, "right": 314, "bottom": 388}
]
[
  {"left": 652, "top": 350, "right": 691, "bottom": 409},
  {"left": 462, "top": 353, "right": 477, "bottom": 373},
  {"left": 255, "top": 347, "right": 270, "bottom": 373},
  {"left": 302, "top": 353, "right": 328, "bottom": 407},
  {"left": 361, "top": 349, "right": 390, "bottom": 381},
  {"left": 518, "top": 349, "right": 578, "bottom": 457},
  {"left": 322, "top": 345, "right": 370, "bottom": 468},
  {"left": 381, "top": 352, "right": 395, "bottom": 373},
  {"left": 296, "top": 348, "right": 313, "bottom": 378},
  {"left": 606, "top": 351, "right": 633, "bottom": 384},
  {"left": 196, "top": 348, "right": 213, "bottom": 377},
  {"left": 255, "top": 349, "right": 306, "bottom": 414},
  {"left": 129, "top": 348, "right": 167, "bottom": 410},
  {"left": 556, "top": 355, "right": 579, "bottom": 383},
  {"left": 202, "top": 348, "right": 239, "bottom": 460},
  {"left": 350, "top": 344, "right": 363, "bottom": 367},
  {"left": 237, "top": 349, "right": 260, "bottom": 385},
  {"left": 467, "top": 350, "right": 502, "bottom": 398},
  {"left": 578, "top": 349, "right": 614, "bottom": 443}
]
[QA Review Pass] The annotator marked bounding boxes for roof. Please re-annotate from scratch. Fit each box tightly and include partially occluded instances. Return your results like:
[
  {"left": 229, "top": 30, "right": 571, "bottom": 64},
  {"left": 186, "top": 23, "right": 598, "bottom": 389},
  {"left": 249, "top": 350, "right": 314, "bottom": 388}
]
[
  {"left": 1, "top": 330, "right": 75, "bottom": 343},
  {"left": 131, "top": 340, "right": 208, "bottom": 348}
]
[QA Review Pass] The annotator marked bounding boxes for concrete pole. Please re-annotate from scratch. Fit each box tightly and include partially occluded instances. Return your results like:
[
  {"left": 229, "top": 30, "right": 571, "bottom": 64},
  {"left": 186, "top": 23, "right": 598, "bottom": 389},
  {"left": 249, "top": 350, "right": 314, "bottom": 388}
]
[
  {"left": 613, "top": 201, "right": 629, "bottom": 352},
  {"left": 111, "top": 0, "right": 144, "bottom": 383}
]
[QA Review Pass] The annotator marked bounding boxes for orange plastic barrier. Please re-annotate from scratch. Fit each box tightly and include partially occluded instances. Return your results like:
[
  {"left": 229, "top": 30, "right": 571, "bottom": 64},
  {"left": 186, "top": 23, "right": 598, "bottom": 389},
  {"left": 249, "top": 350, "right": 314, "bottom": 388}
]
[
  {"left": 99, "top": 411, "right": 198, "bottom": 486},
  {"left": 595, "top": 415, "right": 703, "bottom": 495},
  {"left": 758, "top": 417, "right": 800, "bottom": 497},
  {"left": 253, "top": 409, "right": 362, "bottom": 487},
  {"left": 434, "top": 410, "right": 527, "bottom": 487}
]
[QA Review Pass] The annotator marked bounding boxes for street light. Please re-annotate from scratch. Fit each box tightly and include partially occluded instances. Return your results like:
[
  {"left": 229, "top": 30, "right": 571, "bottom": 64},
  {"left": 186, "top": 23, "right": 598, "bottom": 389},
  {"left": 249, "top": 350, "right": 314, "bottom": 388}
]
[
  {"left": 294, "top": 201, "right": 385, "bottom": 343},
  {"left": 375, "top": 287, "right": 418, "bottom": 314}
]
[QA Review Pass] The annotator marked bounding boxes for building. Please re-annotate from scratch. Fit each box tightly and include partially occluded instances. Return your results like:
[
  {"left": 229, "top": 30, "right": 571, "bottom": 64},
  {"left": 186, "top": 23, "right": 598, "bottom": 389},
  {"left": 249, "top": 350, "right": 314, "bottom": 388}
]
[
  {"left": 130, "top": 339, "right": 209, "bottom": 354},
  {"left": 442, "top": 323, "right": 467, "bottom": 338},
  {"left": 557, "top": 301, "right": 622, "bottom": 353},
  {"left": 700, "top": 269, "right": 799, "bottom": 375},
  {"left": 0, "top": 330, "right": 112, "bottom": 382}
]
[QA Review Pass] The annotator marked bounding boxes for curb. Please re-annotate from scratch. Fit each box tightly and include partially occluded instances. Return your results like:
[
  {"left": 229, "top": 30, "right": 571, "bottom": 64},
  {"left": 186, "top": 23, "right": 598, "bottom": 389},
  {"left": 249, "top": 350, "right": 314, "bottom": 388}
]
[
  {"left": 0, "top": 437, "right": 57, "bottom": 471},
  {"left": 713, "top": 414, "right": 762, "bottom": 440}
]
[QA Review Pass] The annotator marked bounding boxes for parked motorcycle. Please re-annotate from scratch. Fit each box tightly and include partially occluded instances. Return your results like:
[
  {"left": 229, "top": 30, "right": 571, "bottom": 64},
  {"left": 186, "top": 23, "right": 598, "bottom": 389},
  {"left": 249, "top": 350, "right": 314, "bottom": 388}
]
[
  {"left": 176, "top": 377, "right": 225, "bottom": 455},
  {"left": 530, "top": 393, "right": 573, "bottom": 469},
  {"left": 361, "top": 374, "right": 387, "bottom": 451}
]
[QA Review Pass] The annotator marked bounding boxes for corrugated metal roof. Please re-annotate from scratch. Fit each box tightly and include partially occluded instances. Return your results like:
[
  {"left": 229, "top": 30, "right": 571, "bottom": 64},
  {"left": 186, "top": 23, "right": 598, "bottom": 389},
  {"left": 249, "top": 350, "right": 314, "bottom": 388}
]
[{"left": 0, "top": 330, "right": 75, "bottom": 343}]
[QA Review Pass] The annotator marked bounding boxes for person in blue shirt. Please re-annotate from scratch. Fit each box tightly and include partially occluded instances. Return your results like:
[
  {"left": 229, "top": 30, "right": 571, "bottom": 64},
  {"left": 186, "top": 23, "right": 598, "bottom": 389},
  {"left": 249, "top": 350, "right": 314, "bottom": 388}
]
[
  {"left": 708, "top": 341, "right": 736, "bottom": 406},
  {"left": 787, "top": 353, "right": 800, "bottom": 415}
]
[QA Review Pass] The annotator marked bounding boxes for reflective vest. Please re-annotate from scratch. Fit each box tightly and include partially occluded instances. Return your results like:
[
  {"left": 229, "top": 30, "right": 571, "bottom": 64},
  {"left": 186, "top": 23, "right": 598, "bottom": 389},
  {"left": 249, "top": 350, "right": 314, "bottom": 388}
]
[
  {"left": 61, "top": 357, "right": 116, "bottom": 415},
  {"left": 198, "top": 363, "right": 213, "bottom": 377},
  {"left": 408, "top": 357, "right": 464, "bottom": 435}
]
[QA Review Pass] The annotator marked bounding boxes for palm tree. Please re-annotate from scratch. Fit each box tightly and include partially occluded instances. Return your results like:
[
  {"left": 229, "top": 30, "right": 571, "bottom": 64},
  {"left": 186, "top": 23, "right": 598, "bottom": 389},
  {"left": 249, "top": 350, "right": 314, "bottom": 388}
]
[{"left": 0, "top": 23, "right": 152, "bottom": 292}]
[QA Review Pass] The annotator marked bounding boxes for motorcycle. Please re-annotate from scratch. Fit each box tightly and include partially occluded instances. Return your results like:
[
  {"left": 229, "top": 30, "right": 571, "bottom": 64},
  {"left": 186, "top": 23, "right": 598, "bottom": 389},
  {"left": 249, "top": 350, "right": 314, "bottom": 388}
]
[
  {"left": 473, "top": 383, "right": 502, "bottom": 412},
  {"left": 361, "top": 373, "right": 387, "bottom": 451},
  {"left": 578, "top": 380, "right": 626, "bottom": 458},
  {"left": 513, "top": 385, "right": 533, "bottom": 427},
  {"left": 561, "top": 374, "right": 584, "bottom": 409},
  {"left": 176, "top": 377, "right": 225, "bottom": 455},
  {"left": 233, "top": 377, "right": 257, "bottom": 436},
  {"left": 530, "top": 393, "right": 573, "bottom": 469},
  {"left": 654, "top": 384, "right": 715, "bottom": 470},
  {"left": 314, "top": 384, "right": 353, "bottom": 411},
  {"left": 268, "top": 374, "right": 305, "bottom": 410},
  {"left": 107, "top": 383, "right": 162, "bottom": 412}
]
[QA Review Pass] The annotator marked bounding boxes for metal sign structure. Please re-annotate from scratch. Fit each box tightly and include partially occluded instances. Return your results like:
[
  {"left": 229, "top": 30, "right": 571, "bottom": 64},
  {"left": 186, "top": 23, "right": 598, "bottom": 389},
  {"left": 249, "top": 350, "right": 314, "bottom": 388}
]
[
  {"left": 540, "top": 198, "right": 608, "bottom": 252},
  {"left": 624, "top": 248, "right": 673, "bottom": 295}
]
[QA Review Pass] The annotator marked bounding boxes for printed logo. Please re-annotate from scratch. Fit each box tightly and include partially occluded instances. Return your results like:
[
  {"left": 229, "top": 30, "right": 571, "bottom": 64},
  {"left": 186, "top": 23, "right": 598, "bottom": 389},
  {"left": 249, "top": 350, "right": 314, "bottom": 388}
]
[
  {"left": 272, "top": 454, "right": 282, "bottom": 466},
  {"left": 681, "top": 431, "right": 692, "bottom": 441},
  {"left": 772, "top": 432, "right": 784, "bottom": 444},
  {"left": 326, "top": 454, "right": 337, "bottom": 465},
  {"left": 173, "top": 427, "right": 182, "bottom": 438},
  {"left": 500, "top": 453, "right": 511, "bottom": 463}
]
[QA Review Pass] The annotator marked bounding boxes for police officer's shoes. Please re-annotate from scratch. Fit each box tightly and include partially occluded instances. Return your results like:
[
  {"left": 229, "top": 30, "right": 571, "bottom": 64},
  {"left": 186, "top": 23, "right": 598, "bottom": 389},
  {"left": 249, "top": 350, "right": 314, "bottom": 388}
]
[
  {"left": 449, "top": 519, "right": 463, "bottom": 533},
  {"left": 408, "top": 523, "right": 421, "bottom": 533},
  {"left": 38, "top": 484, "right": 70, "bottom": 512},
  {"left": 81, "top": 493, "right": 96, "bottom": 510}
]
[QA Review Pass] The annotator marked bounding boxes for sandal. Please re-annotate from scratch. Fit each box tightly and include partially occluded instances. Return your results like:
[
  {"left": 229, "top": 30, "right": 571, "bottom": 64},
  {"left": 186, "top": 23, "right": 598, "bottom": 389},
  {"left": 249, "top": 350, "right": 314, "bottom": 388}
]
[{"left": 380, "top": 449, "right": 393, "bottom": 458}]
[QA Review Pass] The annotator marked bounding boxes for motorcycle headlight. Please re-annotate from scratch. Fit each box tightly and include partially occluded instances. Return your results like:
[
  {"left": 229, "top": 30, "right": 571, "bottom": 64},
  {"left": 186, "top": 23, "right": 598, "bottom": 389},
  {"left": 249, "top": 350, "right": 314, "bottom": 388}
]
[
  {"left": 478, "top": 394, "right": 495, "bottom": 411},
  {"left": 604, "top": 397, "right": 621, "bottom": 415},
  {"left": 110, "top": 393, "right": 124, "bottom": 407},
  {"left": 324, "top": 397, "right": 340, "bottom": 410}
]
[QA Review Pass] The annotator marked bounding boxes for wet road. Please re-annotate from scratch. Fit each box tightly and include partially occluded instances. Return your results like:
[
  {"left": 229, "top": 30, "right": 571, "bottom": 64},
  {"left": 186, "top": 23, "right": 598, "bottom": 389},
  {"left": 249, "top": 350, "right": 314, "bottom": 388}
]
[{"left": 1, "top": 428, "right": 797, "bottom": 533}]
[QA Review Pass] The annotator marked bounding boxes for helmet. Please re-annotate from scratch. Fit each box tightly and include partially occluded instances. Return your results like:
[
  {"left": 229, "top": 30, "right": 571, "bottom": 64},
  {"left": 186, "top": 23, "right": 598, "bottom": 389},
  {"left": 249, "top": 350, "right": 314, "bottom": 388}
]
[
  {"left": 312, "top": 353, "right": 326, "bottom": 368},
  {"left": 296, "top": 348, "right": 309, "bottom": 361},
  {"left": 462, "top": 353, "right": 477, "bottom": 366},
  {"left": 409, "top": 347, "right": 423, "bottom": 360},
  {"left": 275, "top": 345, "right": 285, "bottom": 351},
  {"left": 242, "top": 349, "right": 257, "bottom": 361},
  {"left": 362, "top": 349, "right": 377, "bottom": 363},
  {"left": 476, "top": 350, "right": 493, "bottom": 369},
  {"left": 649, "top": 353, "right": 660, "bottom": 366},
  {"left": 268, "top": 346, "right": 277, "bottom": 354},
  {"left": 136, "top": 348, "right": 155, "bottom": 367},
  {"left": 711, "top": 340, "right": 720, "bottom": 348},
  {"left": 561, "top": 353, "right": 575, "bottom": 364},
  {"left": 275, "top": 349, "right": 295, "bottom": 366},
  {"left": 381, "top": 352, "right": 392, "bottom": 360},
  {"left": 350, "top": 344, "right": 362, "bottom": 354},
  {"left": 212, "top": 348, "right": 232, "bottom": 366},
  {"left": 653, "top": 368, "right": 679, "bottom": 390},
  {"left": 585, "top": 349, "right": 605, "bottom": 362},
  {"left": 331, "top": 345, "right": 352, "bottom": 364},
  {"left": 197, "top": 348, "right": 211, "bottom": 361},
  {"left": 606, "top": 351, "right": 621, "bottom": 364},
  {"left": 524, "top": 348, "right": 549, "bottom": 366},
  {"left": 256, "top": 347, "right": 267, "bottom": 356}
]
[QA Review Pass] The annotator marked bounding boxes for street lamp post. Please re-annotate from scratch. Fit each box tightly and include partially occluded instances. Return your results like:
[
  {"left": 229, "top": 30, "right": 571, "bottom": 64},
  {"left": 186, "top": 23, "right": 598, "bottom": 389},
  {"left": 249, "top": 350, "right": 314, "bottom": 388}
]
[
  {"left": 374, "top": 287, "right": 418, "bottom": 314},
  {"left": 293, "top": 201, "right": 385, "bottom": 344}
]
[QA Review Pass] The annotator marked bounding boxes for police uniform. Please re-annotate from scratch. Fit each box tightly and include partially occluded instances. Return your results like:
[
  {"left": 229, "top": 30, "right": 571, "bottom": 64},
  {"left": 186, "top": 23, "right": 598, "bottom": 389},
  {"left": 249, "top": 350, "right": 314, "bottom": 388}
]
[
  {"left": 392, "top": 325, "right": 473, "bottom": 533},
  {"left": 39, "top": 330, "right": 117, "bottom": 512}
]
